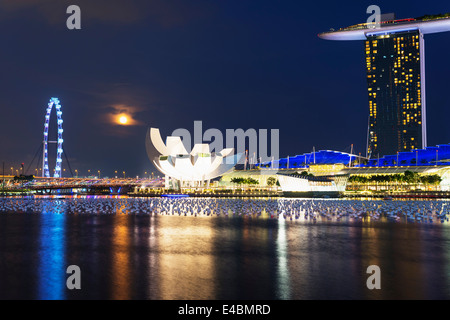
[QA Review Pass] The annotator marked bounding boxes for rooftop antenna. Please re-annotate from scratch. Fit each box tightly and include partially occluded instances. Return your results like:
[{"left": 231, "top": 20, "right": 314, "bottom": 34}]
[
  {"left": 313, "top": 146, "right": 316, "bottom": 164},
  {"left": 349, "top": 144, "right": 354, "bottom": 167}
]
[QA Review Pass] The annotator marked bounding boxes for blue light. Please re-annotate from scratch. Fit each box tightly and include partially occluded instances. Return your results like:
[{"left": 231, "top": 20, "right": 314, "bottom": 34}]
[
  {"left": 38, "top": 212, "right": 66, "bottom": 299},
  {"left": 162, "top": 194, "right": 189, "bottom": 198}
]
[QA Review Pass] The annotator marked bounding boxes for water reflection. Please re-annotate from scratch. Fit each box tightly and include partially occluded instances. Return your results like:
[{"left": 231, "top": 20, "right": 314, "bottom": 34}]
[
  {"left": 157, "top": 216, "right": 216, "bottom": 300},
  {"left": 34, "top": 214, "right": 450, "bottom": 299},
  {"left": 1, "top": 197, "right": 450, "bottom": 299},
  {"left": 147, "top": 216, "right": 159, "bottom": 299},
  {"left": 38, "top": 208, "right": 66, "bottom": 300},
  {"left": 111, "top": 215, "right": 131, "bottom": 300},
  {"left": 276, "top": 218, "right": 290, "bottom": 299}
]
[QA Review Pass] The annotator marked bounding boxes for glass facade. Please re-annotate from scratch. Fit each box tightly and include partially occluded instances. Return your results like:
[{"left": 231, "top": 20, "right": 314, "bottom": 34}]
[{"left": 366, "top": 29, "right": 424, "bottom": 158}]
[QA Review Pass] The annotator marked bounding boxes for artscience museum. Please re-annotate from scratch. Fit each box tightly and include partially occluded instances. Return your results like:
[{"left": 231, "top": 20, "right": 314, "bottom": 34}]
[{"left": 148, "top": 128, "right": 243, "bottom": 189}]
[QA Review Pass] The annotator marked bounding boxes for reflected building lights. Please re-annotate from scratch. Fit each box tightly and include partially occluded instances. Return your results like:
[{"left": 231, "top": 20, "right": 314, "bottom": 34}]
[
  {"left": 147, "top": 217, "right": 159, "bottom": 299},
  {"left": 276, "top": 217, "right": 291, "bottom": 299},
  {"left": 111, "top": 215, "right": 131, "bottom": 300},
  {"left": 157, "top": 217, "right": 216, "bottom": 300},
  {"left": 38, "top": 211, "right": 66, "bottom": 300}
]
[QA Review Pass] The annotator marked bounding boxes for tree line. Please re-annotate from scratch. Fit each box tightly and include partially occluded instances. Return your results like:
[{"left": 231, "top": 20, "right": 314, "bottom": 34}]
[
  {"left": 348, "top": 171, "right": 441, "bottom": 185},
  {"left": 230, "top": 177, "right": 259, "bottom": 185}
]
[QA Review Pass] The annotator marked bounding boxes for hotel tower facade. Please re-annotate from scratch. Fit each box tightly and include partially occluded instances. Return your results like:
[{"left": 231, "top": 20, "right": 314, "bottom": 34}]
[{"left": 319, "top": 13, "right": 450, "bottom": 158}]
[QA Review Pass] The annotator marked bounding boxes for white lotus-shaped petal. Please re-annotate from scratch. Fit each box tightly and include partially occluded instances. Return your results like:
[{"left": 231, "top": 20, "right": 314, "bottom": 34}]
[
  {"left": 149, "top": 128, "right": 242, "bottom": 181},
  {"left": 150, "top": 128, "right": 168, "bottom": 155}
]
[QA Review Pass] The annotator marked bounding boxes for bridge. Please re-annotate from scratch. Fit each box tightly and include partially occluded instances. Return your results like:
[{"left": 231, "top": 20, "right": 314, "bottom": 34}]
[{"left": 2, "top": 177, "right": 164, "bottom": 194}]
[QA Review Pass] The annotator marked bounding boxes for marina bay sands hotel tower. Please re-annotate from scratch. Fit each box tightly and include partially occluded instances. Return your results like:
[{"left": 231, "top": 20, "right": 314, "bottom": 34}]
[{"left": 319, "top": 12, "right": 450, "bottom": 158}]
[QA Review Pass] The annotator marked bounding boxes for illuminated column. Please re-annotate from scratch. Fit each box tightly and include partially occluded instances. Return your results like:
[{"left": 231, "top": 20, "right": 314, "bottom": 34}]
[{"left": 420, "top": 31, "right": 427, "bottom": 148}]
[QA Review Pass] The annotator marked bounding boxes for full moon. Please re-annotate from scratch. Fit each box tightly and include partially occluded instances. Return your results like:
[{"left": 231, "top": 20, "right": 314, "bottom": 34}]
[{"left": 119, "top": 115, "right": 128, "bottom": 124}]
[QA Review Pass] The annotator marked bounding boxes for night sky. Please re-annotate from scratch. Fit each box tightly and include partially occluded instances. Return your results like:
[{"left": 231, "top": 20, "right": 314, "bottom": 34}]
[{"left": 1, "top": 0, "right": 449, "bottom": 178}]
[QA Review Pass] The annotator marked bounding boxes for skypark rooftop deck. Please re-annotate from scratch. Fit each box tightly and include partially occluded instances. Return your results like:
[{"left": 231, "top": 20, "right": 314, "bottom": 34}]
[{"left": 319, "top": 13, "right": 450, "bottom": 40}]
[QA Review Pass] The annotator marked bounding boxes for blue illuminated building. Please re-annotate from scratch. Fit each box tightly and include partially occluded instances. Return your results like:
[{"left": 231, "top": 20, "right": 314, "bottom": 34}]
[
  {"left": 258, "top": 150, "right": 356, "bottom": 169},
  {"left": 257, "top": 144, "right": 450, "bottom": 169}
]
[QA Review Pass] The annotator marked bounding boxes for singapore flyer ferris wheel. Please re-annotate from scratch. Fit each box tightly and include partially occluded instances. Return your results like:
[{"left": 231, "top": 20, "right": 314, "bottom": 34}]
[{"left": 42, "top": 97, "right": 64, "bottom": 178}]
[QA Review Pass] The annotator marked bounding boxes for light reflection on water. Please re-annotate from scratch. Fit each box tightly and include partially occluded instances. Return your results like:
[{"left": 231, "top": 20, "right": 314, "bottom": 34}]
[
  {"left": 38, "top": 212, "right": 66, "bottom": 300},
  {"left": 0, "top": 197, "right": 450, "bottom": 299},
  {"left": 111, "top": 215, "right": 131, "bottom": 300},
  {"left": 276, "top": 218, "right": 290, "bottom": 299}
]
